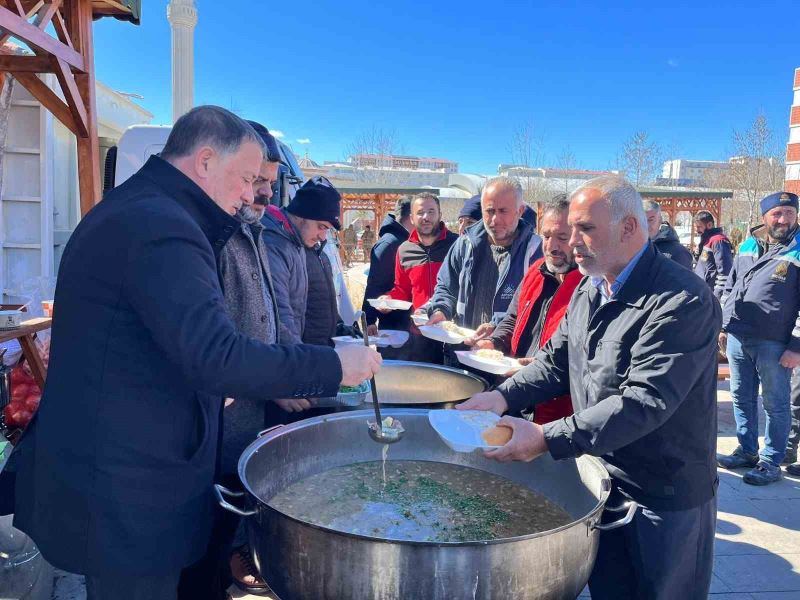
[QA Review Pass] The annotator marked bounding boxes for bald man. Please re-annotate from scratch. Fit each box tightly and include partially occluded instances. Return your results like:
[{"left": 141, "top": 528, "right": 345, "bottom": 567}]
[{"left": 460, "top": 176, "right": 720, "bottom": 600}]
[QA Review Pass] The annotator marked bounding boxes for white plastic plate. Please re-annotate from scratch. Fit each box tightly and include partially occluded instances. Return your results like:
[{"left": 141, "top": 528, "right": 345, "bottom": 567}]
[
  {"left": 418, "top": 323, "right": 476, "bottom": 344},
  {"left": 428, "top": 409, "right": 503, "bottom": 453},
  {"left": 367, "top": 298, "right": 413, "bottom": 311},
  {"left": 455, "top": 350, "right": 523, "bottom": 376}
]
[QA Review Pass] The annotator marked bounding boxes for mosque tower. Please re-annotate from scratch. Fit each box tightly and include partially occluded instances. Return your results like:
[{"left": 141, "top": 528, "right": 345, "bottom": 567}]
[{"left": 167, "top": 0, "right": 198, "bottom": 123}]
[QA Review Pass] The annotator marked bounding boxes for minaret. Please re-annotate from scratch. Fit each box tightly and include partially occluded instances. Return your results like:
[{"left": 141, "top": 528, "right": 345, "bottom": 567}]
[
  {"left": 166, "top": 0, "right": 198, "bottom": 123},
  {"left": 786, "top": 67, "right": 800, "bottom": 195}
]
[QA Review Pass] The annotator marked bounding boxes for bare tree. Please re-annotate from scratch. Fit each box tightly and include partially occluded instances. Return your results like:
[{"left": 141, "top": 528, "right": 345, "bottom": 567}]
[
  {"left": 554, "top": 146, "right": 580, "bottom": 195},
  {"left": 345, "top": 126, "right": 403, "bottom": 185},
  {"left": 508, "top": 122, "right": 552, "bottom": 205},
  {"left": 722, "top": 113, "right": 785, "bottom": 228},
  {"left": 617, "top": 131, "right": 663, "bottom": 186}
]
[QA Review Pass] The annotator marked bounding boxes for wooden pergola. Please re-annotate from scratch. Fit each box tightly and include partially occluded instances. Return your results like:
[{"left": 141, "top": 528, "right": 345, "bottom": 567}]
[
  {"left": 336, "top": 183, "right": 437, "bottom": 263},
  {"left": 0, "top": 0, "right": 139, "bottom": 216}
]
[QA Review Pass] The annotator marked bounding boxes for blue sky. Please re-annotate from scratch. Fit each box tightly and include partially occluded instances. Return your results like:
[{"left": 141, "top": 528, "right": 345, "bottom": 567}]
[{"left": 94, "top": 0, "right": 798, "bottom": 174}]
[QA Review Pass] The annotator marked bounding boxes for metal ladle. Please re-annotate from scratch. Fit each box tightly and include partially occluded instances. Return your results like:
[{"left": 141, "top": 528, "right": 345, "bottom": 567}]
[{"left": 358, "top": 312, "right": 403, "bottom": 444}]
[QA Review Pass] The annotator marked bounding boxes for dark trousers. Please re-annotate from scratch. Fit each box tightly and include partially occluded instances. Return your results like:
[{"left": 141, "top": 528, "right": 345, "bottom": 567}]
[
  {"left": 86, "top": 572, "right": 181, "bottom": 600},
  {"left": 588, "top": 491, "right": 717, "bottom": 600},
  {"left": 789, "top": 368, "right": 800, "bottom": 450},
  {"left": 177, "top": 474, "right": 241, "bottom": 600}
]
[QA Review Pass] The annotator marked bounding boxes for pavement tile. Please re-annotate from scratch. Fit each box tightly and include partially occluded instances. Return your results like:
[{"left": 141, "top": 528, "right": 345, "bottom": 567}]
[{"left": 713, "top": 554, "right": 800, "bottom": 593}]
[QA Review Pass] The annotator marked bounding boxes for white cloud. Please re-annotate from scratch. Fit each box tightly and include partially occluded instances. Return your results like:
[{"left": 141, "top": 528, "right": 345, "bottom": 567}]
[
  {"left": 667, "top": 58, "right": 679, "bottom": 68},
  {"left": 296, "top": 138, "right": 312, "bottom": 145},
  {"left": 271, "top": 130, "right": 285, "bottom": 139}
]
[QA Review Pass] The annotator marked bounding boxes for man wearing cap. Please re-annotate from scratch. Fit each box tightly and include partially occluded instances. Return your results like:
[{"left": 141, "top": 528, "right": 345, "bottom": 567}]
[
  {"left": 263, "top": 176, "right": 342, "bottom": 346},
  {"left": 718, "top": 191, "right": 800, "bottom": 485},
  {"left": 457, "top": 195, "right": 482, "bottom": 235},
  {"left": 693, "top": 210, "right": 733, "bottom": 299}
]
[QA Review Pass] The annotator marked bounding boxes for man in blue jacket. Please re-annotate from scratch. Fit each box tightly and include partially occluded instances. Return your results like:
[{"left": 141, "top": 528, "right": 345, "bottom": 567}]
[
  {"left": 427, "top": 176, "right": 542, "bottom": 336},
  {"left": 693, "top": 210, "right": 733, "bottom": 298},
  {"left": 10, "top": 106, "right": 380, "bottom": 600},
  {"left": 718, "top": 191, "right": 800, "bottom": 485}
]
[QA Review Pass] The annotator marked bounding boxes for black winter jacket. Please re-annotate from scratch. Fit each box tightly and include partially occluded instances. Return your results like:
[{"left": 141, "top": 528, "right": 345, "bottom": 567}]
[
  {"left": 362, "top": 214, "right": 410, "bottom": 329},
  {"left": 498, "top": 243, "right": 721, "bottom": 510},
  {"left": 303, "top": 243, "right": 339, "bottom": 346},
  {"left": 652, "top": 224, "right": 693, "bottom": 269}
]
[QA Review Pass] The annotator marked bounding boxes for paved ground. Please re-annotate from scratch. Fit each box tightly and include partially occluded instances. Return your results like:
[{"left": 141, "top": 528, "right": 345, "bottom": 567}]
[{"left": 47, "top": 381, "right": 800, "bottom": 599}]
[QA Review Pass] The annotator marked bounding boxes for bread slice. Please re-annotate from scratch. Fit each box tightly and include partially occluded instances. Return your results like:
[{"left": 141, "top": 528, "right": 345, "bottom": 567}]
[{"left": 481, "top": 424, "right": 512, "bottom": 446}]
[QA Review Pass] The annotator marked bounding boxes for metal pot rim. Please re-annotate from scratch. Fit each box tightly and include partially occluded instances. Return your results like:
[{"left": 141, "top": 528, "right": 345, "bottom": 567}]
[
  {"left": 372, "top": 360, "right": 489, "bottom": 405},
  {"left": 239, "top": 409, "right": 612, "bottom": 547}
]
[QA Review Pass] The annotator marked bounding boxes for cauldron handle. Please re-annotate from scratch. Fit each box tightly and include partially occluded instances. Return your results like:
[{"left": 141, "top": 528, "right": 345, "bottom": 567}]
[
  {"left": 257, "top": 424, "right": 286, "bottom": 438},
  {"left": 591, "top": 501, "right": 638, "bottom": 531},
  {"left": 214, "top": 483, "right": 257, "bottom": 517}
]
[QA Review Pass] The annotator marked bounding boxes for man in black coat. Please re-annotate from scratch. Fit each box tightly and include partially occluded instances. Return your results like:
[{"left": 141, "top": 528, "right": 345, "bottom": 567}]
[
  {"left": 644, "top": 199, "right": 693, "bottom": 269},
  {"left": 461, "top": 176, "right": 720, "bottom": 599},
  {"left": 11, "top": 106, "right": 380, "bottom": 600},
  {"left": 362, "top": 197, "right": 412, "bottom": 336}
]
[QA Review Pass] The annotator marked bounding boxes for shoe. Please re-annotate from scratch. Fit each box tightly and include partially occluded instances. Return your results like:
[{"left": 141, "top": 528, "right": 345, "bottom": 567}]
[
  {"left": 786, "top": 462, "right": 800, "bottom": 477},
  {"left": 230, "top": 545, "right": 269, "bottom": 595},
  {"left": 782, "top": 447, "right": 798, "bottom": 465},
  {"left": 743, "top": 461, "right": 783, "bottom": 486},
  {"left": 717, "top": 446, "right": 758, "bottom": 469}
]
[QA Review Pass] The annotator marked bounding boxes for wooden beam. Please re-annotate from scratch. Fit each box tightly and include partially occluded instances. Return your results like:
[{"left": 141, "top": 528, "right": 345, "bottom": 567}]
[
  {"left": 0, "top": 54, "right": 52, "bottom": 72},
  {"left": 0, "top": 4, "right": 85, "bottom": 71},
  {"left": 12, "top": 0, "right": 26, "bottom": 17},
  {"left": 51, "top": 6, "right": 72, "bottom": 48},
  {"left": 51, "top": 54, "right": 86, "bottom": 136},
  {"left": 33, "top": 1, "right": 61, "bottom": 30},
  {"left": 70, "top": 0, "right": 99, "bottom": 214},
  {"left": 12, "top": 71, "right": 79, "bottom": 135}
]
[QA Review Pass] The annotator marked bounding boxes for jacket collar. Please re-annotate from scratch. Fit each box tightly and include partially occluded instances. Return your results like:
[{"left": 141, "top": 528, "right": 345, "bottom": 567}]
[
  {"left": 579, "top": 242, "right": 656, "bottom": 309},
  {"left": 139, "top": 155, "right": 238, "bottom": 252},
  {"left": 265, "top": 205, "right": 303, "bottom": 247}
]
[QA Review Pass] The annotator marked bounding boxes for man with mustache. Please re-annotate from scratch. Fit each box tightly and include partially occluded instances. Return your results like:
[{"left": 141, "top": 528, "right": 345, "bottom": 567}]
[
  {"left": 472, "top": 194, "right": 581, "bottom": 424},
  {"left": 376, "top": 192, "right": 458, "bottom": 361},
  {"left": 426, "top": 177, "right": 542, "bottom": 347},
  {"left": 460, "top": 176, "right": 720, "bottom": 599},
  {"left": 718, "top": 191, "right": 800, "bottom": 485},
  {"left": 643, "top": 199, "right": 693, "bottom": 269}
]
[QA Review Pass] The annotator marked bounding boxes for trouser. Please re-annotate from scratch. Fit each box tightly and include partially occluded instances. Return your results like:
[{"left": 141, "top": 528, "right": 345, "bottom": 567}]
[
  {"left": 177, "top": 474, "right": 241, "bottom": 600},
  {"left": 788, "top": 367, "right": 800, "bottom": 451},
  {"left": 86, "top": 572, "right": 181, "bottom": 600},
  {"left": 727, "top": 333, "right": 792, "bottom": 465},
  {"left": 588, "top": 490, "right": 717, "bottom": 600}
]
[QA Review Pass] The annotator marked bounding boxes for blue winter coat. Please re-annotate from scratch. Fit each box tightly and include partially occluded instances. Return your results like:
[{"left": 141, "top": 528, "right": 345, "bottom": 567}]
[
  {"left": 721, "top": 225, "right": 800, "bottom": 351},
  {"left": 427, "top": 219, "right": 543, "bottom": 328},
  {"left": 11, "top": 156, "right": 342, "bottom": 576}
]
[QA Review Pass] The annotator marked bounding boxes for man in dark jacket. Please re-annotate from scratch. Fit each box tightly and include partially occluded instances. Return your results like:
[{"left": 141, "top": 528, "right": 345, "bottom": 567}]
[
  {"left": 377, "top": 193, "right": 458, "bottom": 361},
  {"left": 644, "top": 199, "right": 692, "bottom": 269},
  {"left": 10, "top": 106, "right": 380, "bottom": 600},
  {"left": 427, "top": 176, "right": 543, "bottom": 332},
  {"left": 693, "top": 210, "right": 732, "bottom": 298},
  {"left": 474, "top": 194, "right": 580, "bottom": 424},
  {"left": 262, "top": 176, "right": 341, "bottom": 346},
  {"left": 214, "top": 121, "right": 281, "bottom": 596},
  {"left": 718, "top": 191, "right": 800, "bottom": 485},
  {"left": 460, "top": 176, "right": 720, "bottom": 600},
  {"left": 362, "top": 197, "right": 412, "bottom": 334}
]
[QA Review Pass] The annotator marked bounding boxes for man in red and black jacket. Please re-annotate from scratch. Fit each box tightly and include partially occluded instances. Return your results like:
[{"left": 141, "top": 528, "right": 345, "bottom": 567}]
[
  {"left": 473, "top": 194, "right": 582, "bottom": 424},
  {"left": 377, "top": 192, "right": 458, "bottom": 361}
]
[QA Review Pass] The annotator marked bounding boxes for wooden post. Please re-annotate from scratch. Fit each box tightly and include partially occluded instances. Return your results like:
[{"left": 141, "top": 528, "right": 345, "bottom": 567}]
[{"left": 69, "top": 0, "right": 100, "bottom": 215}]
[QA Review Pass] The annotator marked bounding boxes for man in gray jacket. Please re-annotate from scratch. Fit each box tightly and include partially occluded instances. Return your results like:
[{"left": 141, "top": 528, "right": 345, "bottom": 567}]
[{"left": 460, "top": 176, "right": 720, "bottom": 599}]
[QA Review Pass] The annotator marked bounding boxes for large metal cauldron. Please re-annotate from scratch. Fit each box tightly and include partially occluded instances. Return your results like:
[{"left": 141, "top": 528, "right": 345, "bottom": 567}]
[
  {"left": 216, "top": 409, "right": 636, "bottom": 600},
  {"left": 362, "top": 360, "right": 489, "bottom": 409}
]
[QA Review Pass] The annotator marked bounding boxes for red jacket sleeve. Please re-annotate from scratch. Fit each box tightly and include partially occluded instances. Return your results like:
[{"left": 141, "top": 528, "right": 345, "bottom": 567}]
[{"left": 388, "top": 251, "right": 413, "bottom": 302}]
